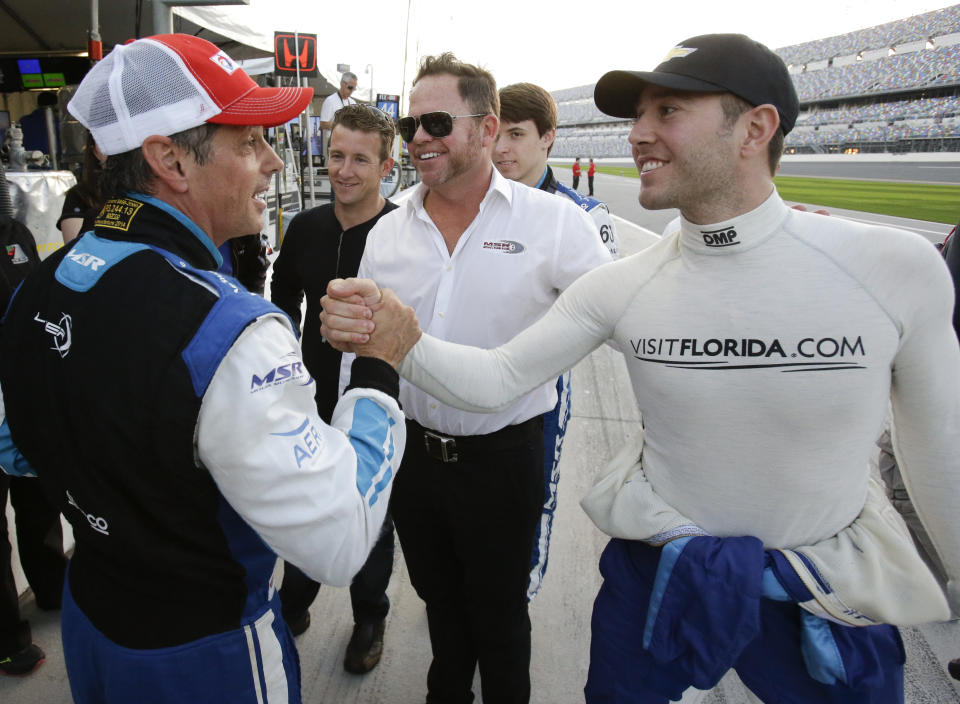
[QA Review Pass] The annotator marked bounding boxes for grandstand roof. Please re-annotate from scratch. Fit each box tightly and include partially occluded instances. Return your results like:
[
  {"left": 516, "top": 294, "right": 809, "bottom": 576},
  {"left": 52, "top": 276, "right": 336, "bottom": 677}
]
[{"left": 775, "top": 4, "right": 960, "bottom": 65}]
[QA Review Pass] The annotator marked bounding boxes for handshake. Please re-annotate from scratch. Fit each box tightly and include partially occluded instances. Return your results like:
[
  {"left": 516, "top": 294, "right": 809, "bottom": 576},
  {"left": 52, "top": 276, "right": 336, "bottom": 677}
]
[{"left": 319, "top": 277, "right": 422, "bottom": 368}]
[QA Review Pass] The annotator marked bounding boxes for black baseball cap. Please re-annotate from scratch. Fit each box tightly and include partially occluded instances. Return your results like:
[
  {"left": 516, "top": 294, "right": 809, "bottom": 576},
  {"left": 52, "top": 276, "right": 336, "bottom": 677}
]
[{"left": 594, "top": 33, "right": 800, "bottom": 135}]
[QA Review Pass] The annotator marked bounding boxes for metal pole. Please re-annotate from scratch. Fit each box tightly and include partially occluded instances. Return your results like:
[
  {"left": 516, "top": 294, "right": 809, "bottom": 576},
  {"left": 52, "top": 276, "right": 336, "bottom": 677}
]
[
  {"left": 401, "top": 0, "right": 412, "bottom": 114},
  {"left": 366, "top": 63, "right": 374, "bottom": 106},
  {"left": 274, "top": 75, "right": 283, "bottom": 248},
  {"left": 44, "top": 107, "right": 58, "bottom": 169},
  {"left": 294, "top": 32, "right": 315, "bottom": 208},
  {"left": 152, "top": 0, "right": 172, "bottom": 34},
  {"left": 88, "top": 0, "right": 102, "bottom": 60},
  {"left": 304, "top": 76, "right": 315, "bottom": 208}
]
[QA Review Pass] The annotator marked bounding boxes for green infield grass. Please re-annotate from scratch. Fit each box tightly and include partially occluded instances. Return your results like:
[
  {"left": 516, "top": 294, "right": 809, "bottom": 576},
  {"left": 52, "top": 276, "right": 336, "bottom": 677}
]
[
  {"left": 772, "top": 176, "right": 960, "bottom": 224},
  {"left": 552, "top": 163, "right": 960, "bottom": 223}
]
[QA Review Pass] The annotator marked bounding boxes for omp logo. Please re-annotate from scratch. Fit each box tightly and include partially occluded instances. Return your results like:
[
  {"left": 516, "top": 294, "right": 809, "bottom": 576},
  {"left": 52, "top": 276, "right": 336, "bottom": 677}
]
[
  {"left": 33, "top": 312, "right": 72, "bottom": 357},
  {"left": 67, "top": 250, "right": 107, "bottom": 270},
  {"left": 66, "top": 490, "right": 109, "bottom": 535},
  {"left": 210, "top": 50, "right": 238, "bottom": 74},
  {"left": 271, "top": 417, "right": 325, "bottom": 468},
  {"left": 482, "top": 240, "right": 526, "bottom": 254},
  {"left": 250, "top": 359, "right": 312, "bottom": 393},
  {"left": 701, "top": 227, "right": 739, "bottom": 247},
  {"left": 630, "top": 335, "right": 866, "bottom": 372},
  {"left": 663, "top": 46, "right": 697, "bottom": 61}
]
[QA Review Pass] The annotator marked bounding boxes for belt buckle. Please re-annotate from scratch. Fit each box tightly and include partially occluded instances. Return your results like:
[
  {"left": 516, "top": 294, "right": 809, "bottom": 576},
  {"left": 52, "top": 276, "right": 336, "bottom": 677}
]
[{"left": 423, "top": 430, "right": 458, "bottom": 463}]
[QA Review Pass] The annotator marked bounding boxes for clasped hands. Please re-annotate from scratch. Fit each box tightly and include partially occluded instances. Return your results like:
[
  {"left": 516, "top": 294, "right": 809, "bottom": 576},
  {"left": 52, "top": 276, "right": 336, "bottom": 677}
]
[{"left": 320, "top": 278, "right": 421, "bottom": 368}]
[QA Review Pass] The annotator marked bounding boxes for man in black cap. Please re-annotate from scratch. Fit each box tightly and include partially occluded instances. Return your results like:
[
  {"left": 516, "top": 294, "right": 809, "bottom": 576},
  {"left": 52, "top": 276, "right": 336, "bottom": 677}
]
[{"left": 321, "top": 33, "right": 960, "bottom": 704}]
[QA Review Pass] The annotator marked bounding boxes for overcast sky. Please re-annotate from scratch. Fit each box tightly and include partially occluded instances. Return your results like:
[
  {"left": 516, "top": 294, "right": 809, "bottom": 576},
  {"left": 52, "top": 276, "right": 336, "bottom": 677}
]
[{"left": 178, "top": 0, "right": 955, "bottom": 105}]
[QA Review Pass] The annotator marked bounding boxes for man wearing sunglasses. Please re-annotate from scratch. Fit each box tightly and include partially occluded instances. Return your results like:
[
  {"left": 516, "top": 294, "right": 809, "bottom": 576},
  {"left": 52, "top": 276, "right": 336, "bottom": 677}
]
[
  {"left": 319, "top": 72, "right": 359, "bottom": 160},
  {"left": 338, "top": 53, "right": 611, "bottom": 704}
]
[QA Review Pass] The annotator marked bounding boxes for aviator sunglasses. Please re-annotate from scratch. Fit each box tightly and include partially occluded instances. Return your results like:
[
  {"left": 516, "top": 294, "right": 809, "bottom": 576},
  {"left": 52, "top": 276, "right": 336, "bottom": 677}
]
[{"left": 396, "top": 111, "right": 487, "bottom": 143}]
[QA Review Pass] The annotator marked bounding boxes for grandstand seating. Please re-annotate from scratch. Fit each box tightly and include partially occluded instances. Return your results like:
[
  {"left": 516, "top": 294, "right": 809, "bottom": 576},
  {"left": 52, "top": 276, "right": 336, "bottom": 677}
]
[
  {"left": 551, "top": 4, "right": 960, "bottom": 156},
  {"left": 776, "top": 5, "right": 960, "bottom": 67}
]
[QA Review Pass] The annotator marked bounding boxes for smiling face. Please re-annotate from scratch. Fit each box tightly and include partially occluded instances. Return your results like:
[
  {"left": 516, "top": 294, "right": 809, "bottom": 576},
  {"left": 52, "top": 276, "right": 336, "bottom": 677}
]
[
  {"left": 629, "top": 85, "right": 740, "bottom": 219},
  {"left": 328, "top": 125, "right": 392, "bottom": 208},
  {"left": 494, "top": 119, "right": 554, "bottom": 187},
  {"left": 185, "top": 125, "right": 282, "bottom": 245},
  {"left": 407, "top": 74, "right": 491, "bottom": 190}
]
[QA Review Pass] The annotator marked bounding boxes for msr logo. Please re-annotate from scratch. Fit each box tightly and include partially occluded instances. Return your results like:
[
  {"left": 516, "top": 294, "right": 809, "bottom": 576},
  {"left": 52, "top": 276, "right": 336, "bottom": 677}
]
[
  {"left": 482, "top": 240, "right": 526, "bottom": 254},
  {"left": 250, "top": 359, "right": 312, "bottom": 393},
  {"left": 701, "top": 227, "right": 739, "bottom": 248},
  {"left": 67, "top": 250, "right": 107, "bottom": 271}
]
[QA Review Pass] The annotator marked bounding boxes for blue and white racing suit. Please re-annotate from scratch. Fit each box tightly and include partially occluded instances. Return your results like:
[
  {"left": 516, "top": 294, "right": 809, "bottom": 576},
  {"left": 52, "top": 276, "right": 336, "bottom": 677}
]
[
  {"left": 0, "top": 194, "right": 406, "bottom": 704},
  {"left": 529, "top": 165, "right": 618, "bottom": 599}
]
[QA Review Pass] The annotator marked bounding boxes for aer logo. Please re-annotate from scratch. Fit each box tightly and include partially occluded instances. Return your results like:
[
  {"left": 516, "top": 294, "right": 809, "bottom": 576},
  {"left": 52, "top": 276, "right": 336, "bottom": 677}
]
[
  {"left": 271, "top": 417, "right": 326, "bottom": 469},
  {"left": 67, "top": 251, "right": 107, "bottom": 271}
]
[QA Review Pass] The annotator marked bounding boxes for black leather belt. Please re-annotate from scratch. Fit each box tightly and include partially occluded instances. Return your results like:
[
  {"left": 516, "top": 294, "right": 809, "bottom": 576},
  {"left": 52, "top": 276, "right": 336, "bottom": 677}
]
[{"left": 407, "top": 417, "right": 542, "bottom": 464}]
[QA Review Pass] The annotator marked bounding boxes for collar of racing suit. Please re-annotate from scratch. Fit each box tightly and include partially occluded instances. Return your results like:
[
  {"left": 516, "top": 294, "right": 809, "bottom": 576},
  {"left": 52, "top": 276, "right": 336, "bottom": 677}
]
[{"left": 91, "top": 192, "right": 223, "bottom": 270}]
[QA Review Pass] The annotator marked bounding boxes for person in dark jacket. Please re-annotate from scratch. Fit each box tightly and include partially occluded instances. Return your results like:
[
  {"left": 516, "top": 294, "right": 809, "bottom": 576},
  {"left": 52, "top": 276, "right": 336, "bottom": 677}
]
[
  {"left": 0, "top": 215, "right": 66, "bottom": 676},
  {"left": 269, "top": 103, "right": 398, "bottom": 674}
]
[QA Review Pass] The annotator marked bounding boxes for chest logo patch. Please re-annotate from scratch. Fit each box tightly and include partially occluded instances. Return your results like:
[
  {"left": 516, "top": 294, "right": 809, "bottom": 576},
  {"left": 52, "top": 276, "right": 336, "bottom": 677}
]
[
  {"left": 6, "top": 243, "right": 29, "bottom": 264},
  {"left": 482, "top": 240, "right": 525, "bottom": 254},
  {"left": 33, "top": 312, "right": 72, "bottom": 357}
]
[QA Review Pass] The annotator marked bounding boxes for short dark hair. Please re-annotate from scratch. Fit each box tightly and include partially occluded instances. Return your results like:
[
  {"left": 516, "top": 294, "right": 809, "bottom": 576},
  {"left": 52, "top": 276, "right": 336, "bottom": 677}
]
[
  {"left": 499, "top": 82, "right": 557, "bottom": 156},
  {"left": 499, "top": 83, "right": 557, "bottom": 134},
  {"left": 100, "top": 124, "right": 220, "bottom": 199},
  {"left": 332, "top": 104, "right": 396, "bottom": 162},
  {"left": 413, "top": 53, "right": 498, "bottom": 118},
  {"left": 719, "top": 93, "right": 783, "bottom": 176}
]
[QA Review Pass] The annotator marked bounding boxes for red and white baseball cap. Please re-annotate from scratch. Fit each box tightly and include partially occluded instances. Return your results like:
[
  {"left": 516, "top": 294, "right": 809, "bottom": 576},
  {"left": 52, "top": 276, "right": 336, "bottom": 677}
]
[{"left": 68, "top": 34, "right": 313, "bottom": 156}]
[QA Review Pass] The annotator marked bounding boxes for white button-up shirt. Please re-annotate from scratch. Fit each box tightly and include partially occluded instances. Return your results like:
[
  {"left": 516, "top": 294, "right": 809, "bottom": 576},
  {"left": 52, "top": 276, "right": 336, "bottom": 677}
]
[{"left": 343, "top": 167, "right": 612, "bottom": 436}]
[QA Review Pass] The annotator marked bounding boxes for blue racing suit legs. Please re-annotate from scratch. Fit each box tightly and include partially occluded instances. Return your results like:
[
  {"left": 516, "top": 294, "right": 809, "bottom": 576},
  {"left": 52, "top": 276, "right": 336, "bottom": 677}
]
[
  {"left": 585, "top": 538, "right": 904, "bottom": 704},
  {"left": 62, "top": 567, "right": 301, "bottom": 704}
]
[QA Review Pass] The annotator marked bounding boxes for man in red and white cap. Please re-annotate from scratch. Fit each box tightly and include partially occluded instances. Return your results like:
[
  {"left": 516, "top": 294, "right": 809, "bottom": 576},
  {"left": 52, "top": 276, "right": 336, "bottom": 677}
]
[{"left": 0, "top": 34, "right": 419, "bottom": 704}]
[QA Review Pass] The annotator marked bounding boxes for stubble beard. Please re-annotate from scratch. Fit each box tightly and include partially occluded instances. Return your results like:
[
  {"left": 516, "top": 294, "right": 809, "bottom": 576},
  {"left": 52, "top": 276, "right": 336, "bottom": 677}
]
[{"left": 423, "top": 123, "right": 485, "bottom": 188}]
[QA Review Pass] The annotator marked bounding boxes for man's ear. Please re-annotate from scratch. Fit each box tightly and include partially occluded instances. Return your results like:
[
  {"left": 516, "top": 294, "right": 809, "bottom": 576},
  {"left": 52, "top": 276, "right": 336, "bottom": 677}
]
[
  {"left": 541, "top": 127, "right": 556, "bottom": 152},
  {"left": 480, "top": 113, "right": 500, "bottom": 148},
  {"left": 379, "top": 156, "right": 395, "bottom": 180},
  {"left": 740, "top": 104, "right": 779, "bottom": 161},
  {"left": 141, "top": 135, "right": 189, "bottom": 194}
]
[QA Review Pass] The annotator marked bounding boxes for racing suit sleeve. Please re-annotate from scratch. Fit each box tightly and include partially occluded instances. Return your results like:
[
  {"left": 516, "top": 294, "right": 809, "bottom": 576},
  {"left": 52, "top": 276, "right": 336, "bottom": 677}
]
[
  {"left": 399, "top": 257, "right": 621, "bottom": 411},
  {"left": 336, "top": 249, "right": 378, "bottom": 399},
  {"left": 269, "top": 219, "right": 305, "bottom": 330},
  {"left": 884, "top": 239, "right": 960, "bottom": 614},
  {"left": 197, "top": 315, "right": 405, "bottom": 587}
]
